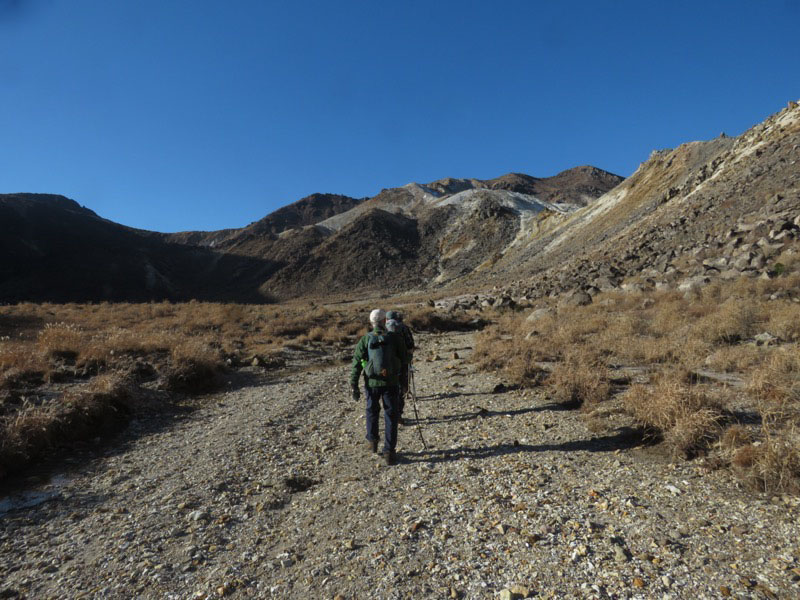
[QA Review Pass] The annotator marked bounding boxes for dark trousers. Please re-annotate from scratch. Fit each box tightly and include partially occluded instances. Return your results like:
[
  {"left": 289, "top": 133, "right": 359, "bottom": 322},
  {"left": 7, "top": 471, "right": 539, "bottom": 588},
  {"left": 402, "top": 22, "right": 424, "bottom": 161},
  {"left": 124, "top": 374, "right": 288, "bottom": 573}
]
[{"left": 365, "top": 385, "right": 400, "bottom": 453}]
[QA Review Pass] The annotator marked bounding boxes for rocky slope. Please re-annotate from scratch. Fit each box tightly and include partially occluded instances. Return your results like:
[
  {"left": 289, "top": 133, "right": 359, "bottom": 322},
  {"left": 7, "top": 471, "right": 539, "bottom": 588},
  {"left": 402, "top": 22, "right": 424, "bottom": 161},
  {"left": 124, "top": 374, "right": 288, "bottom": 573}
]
[
  {"left": 486, "top": 101, "right": 800, "bottom": 304},
  {"left": 1, "top": 331, "right": 797, "bottom": 599}
]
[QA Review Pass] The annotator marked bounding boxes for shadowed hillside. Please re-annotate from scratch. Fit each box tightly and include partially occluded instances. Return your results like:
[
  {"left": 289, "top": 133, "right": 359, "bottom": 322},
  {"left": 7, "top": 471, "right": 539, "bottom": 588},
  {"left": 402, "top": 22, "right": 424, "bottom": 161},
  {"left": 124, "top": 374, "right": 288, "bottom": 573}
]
[{"left": 0, "top": 194, "right": 277, "bottom": 303}]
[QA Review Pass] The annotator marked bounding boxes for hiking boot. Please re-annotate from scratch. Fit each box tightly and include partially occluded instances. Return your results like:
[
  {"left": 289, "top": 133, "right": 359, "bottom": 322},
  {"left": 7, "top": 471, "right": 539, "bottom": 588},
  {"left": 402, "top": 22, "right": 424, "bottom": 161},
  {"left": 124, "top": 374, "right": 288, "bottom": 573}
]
[
  {"left": 367, "top": 439, "right": 378, "bottom": 453},
  {"left": 383, "top": 450, "right": 397, "bottom": 466}
]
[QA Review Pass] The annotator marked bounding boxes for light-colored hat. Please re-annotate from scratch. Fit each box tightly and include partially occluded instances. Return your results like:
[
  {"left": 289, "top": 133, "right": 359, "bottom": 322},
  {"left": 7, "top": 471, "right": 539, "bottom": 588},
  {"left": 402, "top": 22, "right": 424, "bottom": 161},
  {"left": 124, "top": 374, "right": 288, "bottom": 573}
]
[{"left": 369, "top": 309, "right": 386, "bottom": 325}]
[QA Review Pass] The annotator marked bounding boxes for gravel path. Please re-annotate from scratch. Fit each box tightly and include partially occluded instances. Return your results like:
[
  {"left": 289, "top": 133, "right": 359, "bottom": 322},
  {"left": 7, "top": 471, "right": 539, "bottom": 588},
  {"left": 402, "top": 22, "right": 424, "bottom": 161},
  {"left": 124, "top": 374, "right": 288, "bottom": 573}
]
[{"left": 1, "top": 332, "right": 799, "bottom": 599}]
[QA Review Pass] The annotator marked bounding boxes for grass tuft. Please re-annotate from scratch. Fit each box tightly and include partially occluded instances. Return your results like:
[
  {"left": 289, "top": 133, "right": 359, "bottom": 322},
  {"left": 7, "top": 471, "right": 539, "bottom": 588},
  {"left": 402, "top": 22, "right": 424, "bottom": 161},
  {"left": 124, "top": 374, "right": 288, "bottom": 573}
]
[
  {"left": 548, "top": 349, "right": 611, "bottom": 409},
  {"left": 622, "top": 375, "right": 724, "bottom": 457},
  {"left": 0, "top": 372, "right": 133, "bottom": 479},
  {"left": 164, "top": 340, "right": 225, "bottom": 393}
]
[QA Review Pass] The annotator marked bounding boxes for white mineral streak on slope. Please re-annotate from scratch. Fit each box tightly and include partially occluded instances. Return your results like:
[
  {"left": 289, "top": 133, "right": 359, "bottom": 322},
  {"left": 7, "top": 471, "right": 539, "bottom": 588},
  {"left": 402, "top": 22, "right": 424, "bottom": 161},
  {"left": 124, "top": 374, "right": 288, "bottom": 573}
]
[
  {"left": 310, "top": 184, "right": 580, "bottom": 248},
  {"left": 436, "top": 189, "right": 566, "bottom": 261},
  {"left": 403, "top": 183, "right": 442, "bottom": 206},
  {"left": 683, "top": 144, "right": 739, "bottom": 200},
  {"left": 314, "top": 183, "right": 442, "bottom": 233},
  {"left": 775, "top": 101, "right": 800, "bottom": 128},
  {"left": 432, "top": 189, "right": 573, "bottom": 274},
  {"left": 433, "top": 188, "right": 566, "bottom": 215},
  {"left": 731, "top": 101, "right": 799, "bottom": 165},
  {"left": 687, "top": 102, "right": 800, "bottom": 199},
  {"left": 540, "top": 186, "right": 630, "bottom": 254},
  {"left": 508, "top": 211, "right": 553, "bottom": 250},
  {"left": 315, "top": 206, "right": 365, "bottom": 233}
]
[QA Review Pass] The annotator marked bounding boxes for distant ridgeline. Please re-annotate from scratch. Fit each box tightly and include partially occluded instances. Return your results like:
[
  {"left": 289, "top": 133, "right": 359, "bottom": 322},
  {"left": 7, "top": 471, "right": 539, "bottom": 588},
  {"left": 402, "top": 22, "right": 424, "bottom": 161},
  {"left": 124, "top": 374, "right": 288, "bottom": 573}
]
[
  {"left": 0, "top": 166, "right": 622, "bottom": 303},
  {"left": 4, "top": 101, "right": 798, "bottom": 304}
]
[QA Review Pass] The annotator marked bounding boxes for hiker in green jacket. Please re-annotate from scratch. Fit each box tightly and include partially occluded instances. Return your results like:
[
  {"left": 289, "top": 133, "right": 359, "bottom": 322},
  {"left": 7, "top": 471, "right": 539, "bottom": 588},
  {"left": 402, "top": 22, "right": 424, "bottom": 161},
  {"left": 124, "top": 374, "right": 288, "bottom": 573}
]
[{"left": 350, "top": 308, "right": 408, "bottom": 465}]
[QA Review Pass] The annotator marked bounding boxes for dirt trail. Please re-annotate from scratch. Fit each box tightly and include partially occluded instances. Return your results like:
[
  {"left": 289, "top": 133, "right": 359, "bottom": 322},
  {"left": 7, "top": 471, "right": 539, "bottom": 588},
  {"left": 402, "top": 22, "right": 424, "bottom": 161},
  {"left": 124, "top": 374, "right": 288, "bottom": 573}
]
[{"left": 1, "top": 332, "right": 798, "bottom": 599}]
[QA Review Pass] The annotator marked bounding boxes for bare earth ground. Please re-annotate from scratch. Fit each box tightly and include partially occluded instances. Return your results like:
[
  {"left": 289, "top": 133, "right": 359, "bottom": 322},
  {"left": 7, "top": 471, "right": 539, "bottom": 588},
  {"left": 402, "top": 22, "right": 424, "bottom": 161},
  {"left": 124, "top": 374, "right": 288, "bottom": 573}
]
[{"left": 1, "top": 332, "right": 799, "bottom": 600}]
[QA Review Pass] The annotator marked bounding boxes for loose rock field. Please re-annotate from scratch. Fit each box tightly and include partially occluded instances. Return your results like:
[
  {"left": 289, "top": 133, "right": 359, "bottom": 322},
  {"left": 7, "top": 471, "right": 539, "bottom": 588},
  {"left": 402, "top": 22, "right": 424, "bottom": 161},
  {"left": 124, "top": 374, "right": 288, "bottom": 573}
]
[{"left": 1, "top": 332, "right": 798, "bottom": 599}]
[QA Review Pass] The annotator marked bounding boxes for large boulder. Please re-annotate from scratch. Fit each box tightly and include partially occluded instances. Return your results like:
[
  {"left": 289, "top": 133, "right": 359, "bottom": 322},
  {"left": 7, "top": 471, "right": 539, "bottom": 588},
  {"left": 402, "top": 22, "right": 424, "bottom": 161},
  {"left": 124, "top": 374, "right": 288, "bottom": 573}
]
[
  {"left": 492, "top": 295, "right": 516, "bottom": 310},
  {"left": 678, "top": 275, "right": 710, "bottom": 292},
  {"left": 526, "top": 307, "right": 554, "bottom": 323},
  {"left": 592, "top": 276, "right": 619, "bottom": 292},
  {"left": 559, "top": 290, "right": 592, "bottom": 307}
]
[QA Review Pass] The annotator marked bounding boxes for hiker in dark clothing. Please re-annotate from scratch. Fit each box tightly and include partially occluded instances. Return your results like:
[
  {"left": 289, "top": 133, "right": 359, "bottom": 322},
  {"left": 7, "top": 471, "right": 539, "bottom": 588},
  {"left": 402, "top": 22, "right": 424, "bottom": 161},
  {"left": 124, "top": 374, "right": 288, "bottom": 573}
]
[
  {"left": 386, "top": 310, "right": 415, "bottom": 422},
  {"left": 350, "top": 309, "right": 408, "bottom": 465}
]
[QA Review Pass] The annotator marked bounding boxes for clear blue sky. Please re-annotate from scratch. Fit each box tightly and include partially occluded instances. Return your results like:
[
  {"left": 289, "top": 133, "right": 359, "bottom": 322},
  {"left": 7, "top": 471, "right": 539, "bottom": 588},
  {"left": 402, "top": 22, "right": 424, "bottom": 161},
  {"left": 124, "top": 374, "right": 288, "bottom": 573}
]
[{"left": 1, "top": 1, "right": 798, "bottom": 232}]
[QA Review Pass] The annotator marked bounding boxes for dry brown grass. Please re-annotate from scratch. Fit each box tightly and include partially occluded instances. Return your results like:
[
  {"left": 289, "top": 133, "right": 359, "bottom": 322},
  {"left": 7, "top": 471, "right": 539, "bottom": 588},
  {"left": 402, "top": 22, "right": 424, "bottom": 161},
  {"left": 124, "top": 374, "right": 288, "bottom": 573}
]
[
  {"left": 472, "top": 311, "right": 553, "bottom": 384},
  {"left": 0, "top": 372, "right": 133, "bottom": 478},
  {"left": 1, "top": 401, "right": 62, "bottom": 475},
  {"left": 622, "top": 373, "right": 725, "bottom": 457},
  {"left": 731, "top": 444, "right": 758, "bottom": 469},
  {"left": 719, "top": 424, "right": 754, "bottom": 455},
  {"left": 37, "top": 322, "right": 86, "bottom": 359},
  {"left": 471, "top": 273, "right": 800, "bottom": 491},
  {"left": 503, "top": 341, "right": 551, "bottom": 387},
  {"left": 704, "top": 344, "right": 766, "bottom": 372},
  {"left": 471, "top": 329, "right": 508, "bottom": 372},
  {"left": 164, "top": 339, "right": 224, "bottom": 393},
  {"left": 766, "top": 301, "right": 800, "bottom": 341},
  {"left": 747, "top": 427, "right": 800, "bottom": 494},
  {"left": 548, "top": 349, "right": 611, "bottom": 409},
  {"left": 1, "top": 343, "right": 49, "bottom": 390},
  {"left": 693, "top": 297, "right": 763, "bottom": 345},
  {"left": 0, "top": 299, "right": 377, "bottom": 480},
  {"left": 737, "top": 346, "right": 800, "bottom": 492},
  {"left": 296, "top": 315, "right": 366, "bottom": 344},
  {"left": 747, "top": 346, "right": 800, "bottom": 418}
]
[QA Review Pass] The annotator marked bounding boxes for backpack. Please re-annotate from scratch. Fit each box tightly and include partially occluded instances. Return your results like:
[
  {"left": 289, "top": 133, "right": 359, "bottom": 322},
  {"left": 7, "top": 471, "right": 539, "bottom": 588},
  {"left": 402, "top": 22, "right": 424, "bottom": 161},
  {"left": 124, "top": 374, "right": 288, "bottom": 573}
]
[{"left": 364, "top": 332, "right": 400, "bottom": 380}]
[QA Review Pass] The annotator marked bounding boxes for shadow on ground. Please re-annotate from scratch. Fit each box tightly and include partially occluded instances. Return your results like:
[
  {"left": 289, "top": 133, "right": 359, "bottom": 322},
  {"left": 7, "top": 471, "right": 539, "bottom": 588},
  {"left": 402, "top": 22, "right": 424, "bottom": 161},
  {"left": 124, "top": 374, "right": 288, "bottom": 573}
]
[
  {"left": 401, "top": 426, "right": 650, "bottom": 465},
  {"left": 413, "top": 400, "right": 579, "bottom": 425},
  {"left": 416, "top": 406, "right": 550, "bottom": 425}
]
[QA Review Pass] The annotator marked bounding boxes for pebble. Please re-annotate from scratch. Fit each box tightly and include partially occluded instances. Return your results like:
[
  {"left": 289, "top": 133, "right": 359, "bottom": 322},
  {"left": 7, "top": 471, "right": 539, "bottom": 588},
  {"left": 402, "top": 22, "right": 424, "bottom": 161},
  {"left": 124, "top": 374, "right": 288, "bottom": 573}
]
[
  {"left": 510, "top": 584, "right": 531, "bottom": 597},
  {"left": 0, "top": 331, "right": 798, "bottom": 599}
]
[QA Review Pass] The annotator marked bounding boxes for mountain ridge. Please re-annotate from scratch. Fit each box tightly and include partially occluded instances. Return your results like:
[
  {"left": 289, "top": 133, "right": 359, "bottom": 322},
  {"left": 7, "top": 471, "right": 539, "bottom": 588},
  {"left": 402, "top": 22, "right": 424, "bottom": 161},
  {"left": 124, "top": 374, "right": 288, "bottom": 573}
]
[
  {"left": 2, "top": 100, "right": 798, "bottom": 304},
  {"left": 0, "top": 165, "right": 623, "bottom": 302}
]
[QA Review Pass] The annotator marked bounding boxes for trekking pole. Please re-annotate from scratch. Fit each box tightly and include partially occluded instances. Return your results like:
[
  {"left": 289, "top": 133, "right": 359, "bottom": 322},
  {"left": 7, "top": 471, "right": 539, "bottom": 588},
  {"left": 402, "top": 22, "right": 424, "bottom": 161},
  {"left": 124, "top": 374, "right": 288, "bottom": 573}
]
[{"left": 409, "top": 364, "right": 428, "bottom": 450}]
